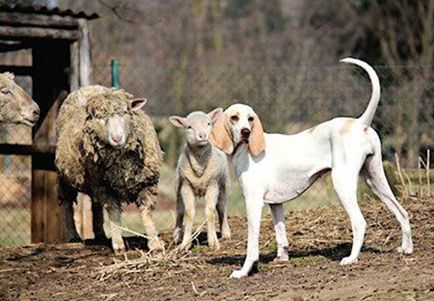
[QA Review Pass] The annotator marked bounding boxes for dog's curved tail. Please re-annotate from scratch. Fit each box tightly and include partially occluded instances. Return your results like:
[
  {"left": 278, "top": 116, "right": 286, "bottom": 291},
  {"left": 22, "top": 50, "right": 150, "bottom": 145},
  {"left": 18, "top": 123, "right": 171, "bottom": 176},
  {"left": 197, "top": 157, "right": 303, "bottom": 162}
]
[{"left": 340, "top": 57, "right": 381, "bottom": 126}]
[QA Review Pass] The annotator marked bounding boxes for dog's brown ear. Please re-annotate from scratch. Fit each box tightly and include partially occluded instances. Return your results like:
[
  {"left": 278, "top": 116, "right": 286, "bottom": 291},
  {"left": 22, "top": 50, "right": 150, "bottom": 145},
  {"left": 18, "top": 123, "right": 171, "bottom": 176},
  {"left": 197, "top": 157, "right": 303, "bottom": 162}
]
[
  {"left": 209, "top": 113, "right": 233, "bottom": 155},
  {"left": 249, "top": 116, "right": 265, "bottom": 157}
]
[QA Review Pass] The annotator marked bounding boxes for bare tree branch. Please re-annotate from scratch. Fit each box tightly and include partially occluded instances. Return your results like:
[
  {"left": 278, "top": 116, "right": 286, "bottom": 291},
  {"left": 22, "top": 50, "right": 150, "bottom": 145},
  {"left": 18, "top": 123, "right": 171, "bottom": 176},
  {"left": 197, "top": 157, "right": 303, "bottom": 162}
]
[{"left": 97, "top": 0, "right": 135, "bottom": 23}]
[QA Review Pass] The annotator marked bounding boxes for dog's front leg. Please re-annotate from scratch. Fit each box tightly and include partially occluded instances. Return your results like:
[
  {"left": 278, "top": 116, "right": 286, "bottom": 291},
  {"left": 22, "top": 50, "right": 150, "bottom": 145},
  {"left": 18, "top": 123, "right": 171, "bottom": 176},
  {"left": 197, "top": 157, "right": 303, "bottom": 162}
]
[{"left": 230, "top": 193, "right": 264, "bottom": 278}]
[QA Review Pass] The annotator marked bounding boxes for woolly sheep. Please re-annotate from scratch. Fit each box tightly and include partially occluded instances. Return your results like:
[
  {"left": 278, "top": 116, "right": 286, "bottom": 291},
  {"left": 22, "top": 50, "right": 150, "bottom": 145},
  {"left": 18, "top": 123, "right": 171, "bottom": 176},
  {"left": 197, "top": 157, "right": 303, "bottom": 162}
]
[
  {"left": 169, "top": 108, "right": 231, "bottom": 250},
  {"left": 55, "top": 85, "right": 163, "bottom": 253},
  {"left": 0, "top": 72, "right": 39, "bottom": 127}
]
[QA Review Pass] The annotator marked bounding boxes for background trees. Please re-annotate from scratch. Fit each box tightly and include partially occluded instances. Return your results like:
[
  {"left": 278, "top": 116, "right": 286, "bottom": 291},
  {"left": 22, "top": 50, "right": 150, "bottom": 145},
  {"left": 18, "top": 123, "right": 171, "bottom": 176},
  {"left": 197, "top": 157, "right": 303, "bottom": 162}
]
[{"left": 2, "top": 0, "right": 431, "bottom": 167}]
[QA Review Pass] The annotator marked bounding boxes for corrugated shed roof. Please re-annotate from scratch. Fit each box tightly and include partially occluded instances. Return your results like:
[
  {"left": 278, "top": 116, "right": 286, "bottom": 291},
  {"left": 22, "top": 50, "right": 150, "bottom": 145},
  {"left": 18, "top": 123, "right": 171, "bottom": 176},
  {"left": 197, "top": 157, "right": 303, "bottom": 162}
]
[{"left": 0, "top": 3, "right": 98, "bottom": 20}]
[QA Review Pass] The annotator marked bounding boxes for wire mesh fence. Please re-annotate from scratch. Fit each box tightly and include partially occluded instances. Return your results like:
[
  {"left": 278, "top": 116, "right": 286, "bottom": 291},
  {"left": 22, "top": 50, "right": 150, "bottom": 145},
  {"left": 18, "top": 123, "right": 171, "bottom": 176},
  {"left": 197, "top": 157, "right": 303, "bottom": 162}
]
[
  {"left": 0, "top": 0, "right": 432, "bottom": 246},
  {"left": 0, "top": 76, "right": 33, "bottom": 246},
  {"left": 92, "top": 62, "right": 433, "bottom": 168}
]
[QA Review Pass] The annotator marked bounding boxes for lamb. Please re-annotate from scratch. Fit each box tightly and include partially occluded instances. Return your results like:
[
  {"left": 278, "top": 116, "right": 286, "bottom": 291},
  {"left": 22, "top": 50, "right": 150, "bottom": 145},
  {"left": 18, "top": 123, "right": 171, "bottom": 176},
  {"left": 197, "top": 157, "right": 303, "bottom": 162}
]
[
  {"left": 169, "top": 108, "right": 231, "bottom": 250},
  {"left": 55, "top": 85, "right": 164, "bottom": 253},
  {"left": 0, "top": 72, "right": 39, "bottom": 127}
]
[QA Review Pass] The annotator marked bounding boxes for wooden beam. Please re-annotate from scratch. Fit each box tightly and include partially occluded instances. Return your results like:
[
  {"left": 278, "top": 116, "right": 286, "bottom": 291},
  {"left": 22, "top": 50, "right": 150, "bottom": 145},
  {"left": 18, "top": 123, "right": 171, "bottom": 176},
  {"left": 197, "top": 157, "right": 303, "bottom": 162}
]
[
  {"left": 0, "top": 41, "right": 31, "bottom": 52},
  {"left": 0, "top": 143, "right": 55, "bottom": 155},
  {"left": 0, "top": 26, "right": 78, "bottom": 40},
  {"left": 0, "top": 65, "right": 33, "bottom": 76},
  {"left": 0, "top": 12, "right": 79, "bottom": 29}
]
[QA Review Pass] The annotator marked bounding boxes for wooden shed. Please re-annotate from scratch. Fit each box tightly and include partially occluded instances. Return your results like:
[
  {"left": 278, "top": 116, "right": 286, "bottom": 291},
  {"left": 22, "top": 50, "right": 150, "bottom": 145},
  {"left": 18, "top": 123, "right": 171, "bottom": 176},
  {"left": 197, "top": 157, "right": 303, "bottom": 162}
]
[{"left": 0, "top": 3, "right": 98, "bottom": 243}]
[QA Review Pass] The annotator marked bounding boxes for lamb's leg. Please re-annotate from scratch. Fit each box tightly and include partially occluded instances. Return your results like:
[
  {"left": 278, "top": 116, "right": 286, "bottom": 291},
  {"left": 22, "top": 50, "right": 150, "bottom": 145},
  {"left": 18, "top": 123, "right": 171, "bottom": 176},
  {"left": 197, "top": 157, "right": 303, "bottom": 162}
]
[
  {"left": 173, "top": 190, "right": 184, "bottom": 244},
  {"left": 205, "top": 183, "right": 220, "bottom": 249},
  {"left": 59, "top": 180, "right": 81, "bottom": 242},
  {"left": 92, "top": 200, "right": 106, "bottom": 242},
  {"left": 139, "top": 201, "right": 164, "bottom": 252},
  {"left": 180, "top": 184, "right": 195, "bottom": 251},
  {"left": 216, "top": 185, "right": 231, "bottom": 240},
  {"left": 106, "top": 205, "right": 125, "bottom": 254}
]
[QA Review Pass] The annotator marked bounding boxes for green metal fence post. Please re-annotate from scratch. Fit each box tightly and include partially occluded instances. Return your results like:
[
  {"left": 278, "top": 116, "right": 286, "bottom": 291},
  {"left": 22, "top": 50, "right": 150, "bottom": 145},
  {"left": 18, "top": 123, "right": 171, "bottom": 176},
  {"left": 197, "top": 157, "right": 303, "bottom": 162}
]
[{"left": 111, "top": 59, "right": 120, "bottom": 89}]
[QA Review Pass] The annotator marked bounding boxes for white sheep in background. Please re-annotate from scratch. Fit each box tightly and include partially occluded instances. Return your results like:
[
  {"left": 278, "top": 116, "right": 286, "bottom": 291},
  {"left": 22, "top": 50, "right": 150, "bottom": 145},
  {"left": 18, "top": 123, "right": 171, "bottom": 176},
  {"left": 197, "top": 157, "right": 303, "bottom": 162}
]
[
  {"left": 55, "top": 86, "right": 164, "bottom": 253},
  {"left": 0, "top": 72, "right": 39, "bottom": 127},
  {"left": 169, "top": 108, "right": 231, "bottom": 250}
]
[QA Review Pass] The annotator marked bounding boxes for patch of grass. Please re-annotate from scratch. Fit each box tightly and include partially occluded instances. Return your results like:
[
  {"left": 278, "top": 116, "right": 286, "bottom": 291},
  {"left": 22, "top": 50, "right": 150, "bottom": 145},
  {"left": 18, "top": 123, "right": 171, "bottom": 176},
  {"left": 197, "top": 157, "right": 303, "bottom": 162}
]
[
  {"left": 265, "top": 241, "right": 277, "bottom": 254},
  {"left": 191, "top": 245, "right": 207, "bottom": 255},
  {"left": 288, "top": 255, "right": 320, "bottom": 265}
]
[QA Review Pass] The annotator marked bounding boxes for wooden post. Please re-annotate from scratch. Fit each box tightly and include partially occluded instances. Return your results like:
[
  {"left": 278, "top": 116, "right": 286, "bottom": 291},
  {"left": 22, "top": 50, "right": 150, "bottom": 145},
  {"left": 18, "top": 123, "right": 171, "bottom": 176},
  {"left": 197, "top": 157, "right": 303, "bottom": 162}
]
[
  {"left": 71, "top": 19, "right": 94, "bottom": 240},
  {"left": 31, "top": 41, "right": 70, "bottom": 243}
]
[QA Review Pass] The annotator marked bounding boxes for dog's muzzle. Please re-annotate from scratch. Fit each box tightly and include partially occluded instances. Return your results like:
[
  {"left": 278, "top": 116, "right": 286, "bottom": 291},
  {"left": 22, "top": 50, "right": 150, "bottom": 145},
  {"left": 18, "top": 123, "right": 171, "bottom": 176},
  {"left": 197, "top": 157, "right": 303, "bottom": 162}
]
[{"left": 241, "top": 128, "right": 251, "bottom": 142}]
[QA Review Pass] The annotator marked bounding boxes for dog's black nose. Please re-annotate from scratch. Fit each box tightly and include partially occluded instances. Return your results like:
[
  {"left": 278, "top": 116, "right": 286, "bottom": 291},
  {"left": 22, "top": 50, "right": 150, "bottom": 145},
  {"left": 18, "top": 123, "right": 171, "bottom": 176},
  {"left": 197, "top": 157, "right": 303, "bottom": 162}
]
[{"left": 241, "top": 128, "right": 251, "bottom": 138}]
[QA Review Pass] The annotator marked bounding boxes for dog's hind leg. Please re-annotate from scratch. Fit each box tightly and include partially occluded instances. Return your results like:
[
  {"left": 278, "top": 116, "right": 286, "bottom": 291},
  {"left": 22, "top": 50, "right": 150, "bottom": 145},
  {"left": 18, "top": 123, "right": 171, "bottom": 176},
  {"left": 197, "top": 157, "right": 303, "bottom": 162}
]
[
  {"left": 332, "top": 166, "right": 366, "bottom": 265},
  {"left": 331, "top": 138, "right": 367, "bottom": 265},
  {"left": 270, "top": 203, "right": 289, "bottom": 261},
  {"left": 361, "top": 152, "right": 413, "bottom": 254}
]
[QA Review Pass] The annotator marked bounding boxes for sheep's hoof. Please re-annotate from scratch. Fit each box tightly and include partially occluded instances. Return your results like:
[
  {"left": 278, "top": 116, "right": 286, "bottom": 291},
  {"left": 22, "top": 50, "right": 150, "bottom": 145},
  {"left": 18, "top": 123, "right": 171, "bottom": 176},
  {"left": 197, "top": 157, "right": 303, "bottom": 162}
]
[
  {"left": 173, "top": 228, "right": 182, "bottom": 244},
  {"left": 179, "top": 243, "right": 191, "bottom": 252},
  {"left": 148, "top": 239, "right": 165, "bottom": 252},
  {"left": 221, "top": 231, "right": 231, "bottom": 240},
  {"left": 209, "top": 241, "right": 221, "bottom": 250},
  {"left": 113, "top": 248, "right": 126, "bottom": 255}
]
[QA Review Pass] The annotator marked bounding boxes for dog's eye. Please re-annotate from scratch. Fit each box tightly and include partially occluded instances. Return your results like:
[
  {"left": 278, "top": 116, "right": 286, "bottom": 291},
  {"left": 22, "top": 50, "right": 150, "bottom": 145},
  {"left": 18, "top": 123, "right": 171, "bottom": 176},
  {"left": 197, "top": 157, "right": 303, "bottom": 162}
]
[
  {"left": 207, "top": 122, "right": 211, "bottom": 126},
  {"left": 187, "top": 125, "right": 192, "bottom": 129},
  {"left": 231, "top": 115, "right": 239, "bottom": 122},
  {"left": 248, "top": 116, "right": 254, "bottom": 122}
]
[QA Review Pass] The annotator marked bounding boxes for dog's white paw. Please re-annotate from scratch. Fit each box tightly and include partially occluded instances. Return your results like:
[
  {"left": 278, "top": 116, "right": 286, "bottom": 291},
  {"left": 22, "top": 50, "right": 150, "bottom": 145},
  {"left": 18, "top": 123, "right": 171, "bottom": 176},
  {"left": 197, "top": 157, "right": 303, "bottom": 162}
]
[
  {"left": 273, "top": 254, "right": 289, "bottom": 262},
  {"left": 230, "top": 269, "right": 248, "bottom": 279},
  {"left": 339, "top": 256, "right": 358, "bottom": 265},
  {"left": 274, "top": 247, "right": 289, "bottom": 262},
  {"left": 397, "top": 245, "right": 413, "bottom": 255}
]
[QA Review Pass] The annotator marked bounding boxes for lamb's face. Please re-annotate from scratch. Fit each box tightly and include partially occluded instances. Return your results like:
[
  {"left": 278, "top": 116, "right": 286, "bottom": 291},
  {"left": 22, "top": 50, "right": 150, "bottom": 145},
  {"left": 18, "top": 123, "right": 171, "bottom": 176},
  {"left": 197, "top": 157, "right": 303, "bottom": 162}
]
[
  {"left": 86, "top": 96, "right": 147, "bottom": 148},
  {"left": 0, "top": 72, "right": 40, "bottom": 127},
  {"left": 169, "top": 108, "right": 223, "bottom": 147}
]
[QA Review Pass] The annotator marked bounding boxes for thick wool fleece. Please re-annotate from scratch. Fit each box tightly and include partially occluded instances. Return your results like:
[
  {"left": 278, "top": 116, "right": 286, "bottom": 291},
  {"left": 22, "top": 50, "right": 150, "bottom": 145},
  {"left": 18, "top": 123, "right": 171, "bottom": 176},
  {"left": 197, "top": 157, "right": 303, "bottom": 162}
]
[{"left": 55, "top": 85, "right": 162, "bottom": 208}]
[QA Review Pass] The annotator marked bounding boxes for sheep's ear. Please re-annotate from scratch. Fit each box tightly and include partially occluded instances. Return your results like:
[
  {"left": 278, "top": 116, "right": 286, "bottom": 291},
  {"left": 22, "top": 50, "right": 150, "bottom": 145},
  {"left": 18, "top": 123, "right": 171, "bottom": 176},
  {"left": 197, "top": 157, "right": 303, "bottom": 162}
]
[
  {"left": 3, "top": 72, "right": 14, "bottom": 80},
  {"left": 207, "top": 108, "right": 223, "bottom": 123},
  {"left": 131, "top": 98, "right": 147, "bottom": 111},
  {"left": 169, "top": 116, "right": 186, "bottom": 128},
  {"left": 249, "top": 115, "right": 266, "bottom": 157},
  {"left": 209, "top": 113, "right": 234, "bottom": 155}
]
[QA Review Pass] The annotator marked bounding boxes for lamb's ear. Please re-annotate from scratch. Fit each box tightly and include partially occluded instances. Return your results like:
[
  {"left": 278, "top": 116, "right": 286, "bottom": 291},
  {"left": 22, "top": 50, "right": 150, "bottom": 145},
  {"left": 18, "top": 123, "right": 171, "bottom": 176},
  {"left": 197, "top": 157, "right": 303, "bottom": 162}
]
[
  {"left": 249, "top": 115, "right": 266, "bottom": 157},
  {"left": 207, "top": 108, "right": 223, "bottom": 123},
  {"left": 3, "top": 72, "right": 14, "bottom": 80},
  {"left": 209, "top": 113, "right": 234, "bottom": 155},
  {"left": 131, "top": 98, "right": 147, "bottom": 111},
  {"left": 169, "top": 116, "right": 186, "bottom": 128}
]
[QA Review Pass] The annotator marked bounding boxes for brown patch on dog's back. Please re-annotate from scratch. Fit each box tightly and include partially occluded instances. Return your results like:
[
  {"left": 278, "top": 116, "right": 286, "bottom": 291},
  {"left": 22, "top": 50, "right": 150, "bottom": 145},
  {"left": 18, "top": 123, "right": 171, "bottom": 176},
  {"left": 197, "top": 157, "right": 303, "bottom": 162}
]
[{"left": 339, "top": 119, "right": 355, "bottom": 135}]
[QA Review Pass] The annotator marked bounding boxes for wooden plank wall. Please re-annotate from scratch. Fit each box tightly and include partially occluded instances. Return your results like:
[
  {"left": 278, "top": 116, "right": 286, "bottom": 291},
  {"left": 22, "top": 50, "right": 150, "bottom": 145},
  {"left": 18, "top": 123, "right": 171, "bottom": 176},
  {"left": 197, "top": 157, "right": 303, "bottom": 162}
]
[{"left": 31, "top": 41, "right": 70, "bottom": 243}]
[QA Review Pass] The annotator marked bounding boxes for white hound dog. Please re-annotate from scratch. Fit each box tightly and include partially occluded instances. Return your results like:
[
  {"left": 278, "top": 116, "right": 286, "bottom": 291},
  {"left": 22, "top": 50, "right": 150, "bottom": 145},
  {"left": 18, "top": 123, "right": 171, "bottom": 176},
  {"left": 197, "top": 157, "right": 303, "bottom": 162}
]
[{"left": 210, "top": 58, "right": 413, "bottom": 278}]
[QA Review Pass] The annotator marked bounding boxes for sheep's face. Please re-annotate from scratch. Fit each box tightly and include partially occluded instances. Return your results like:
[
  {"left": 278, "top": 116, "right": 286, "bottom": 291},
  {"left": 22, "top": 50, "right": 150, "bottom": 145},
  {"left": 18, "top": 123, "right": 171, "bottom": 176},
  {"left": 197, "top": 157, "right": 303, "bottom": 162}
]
[
  {"left": 169, "top": 108, "right": 223, "bottom": 147},
  {"left": 85, "top": 95, "right": 147, "bottom": 149},
  {"left": 0, "top": 72, "right": 40, "bottom": 127}
]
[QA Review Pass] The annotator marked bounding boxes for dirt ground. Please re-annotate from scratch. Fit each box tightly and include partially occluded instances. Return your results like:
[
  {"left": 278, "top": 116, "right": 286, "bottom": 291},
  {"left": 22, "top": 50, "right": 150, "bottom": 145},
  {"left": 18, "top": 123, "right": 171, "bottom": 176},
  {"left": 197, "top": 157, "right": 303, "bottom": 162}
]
[{"left": 1, "top": 196, "right": 433, "bottom": 301}]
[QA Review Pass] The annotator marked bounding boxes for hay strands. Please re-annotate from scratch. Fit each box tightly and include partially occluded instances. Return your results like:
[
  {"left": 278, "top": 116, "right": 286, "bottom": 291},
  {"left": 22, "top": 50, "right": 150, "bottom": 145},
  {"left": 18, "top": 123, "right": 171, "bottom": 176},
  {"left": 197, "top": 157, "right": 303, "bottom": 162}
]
[{"left": 97, "top": 220, "right": 207, "bottom": 280}]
